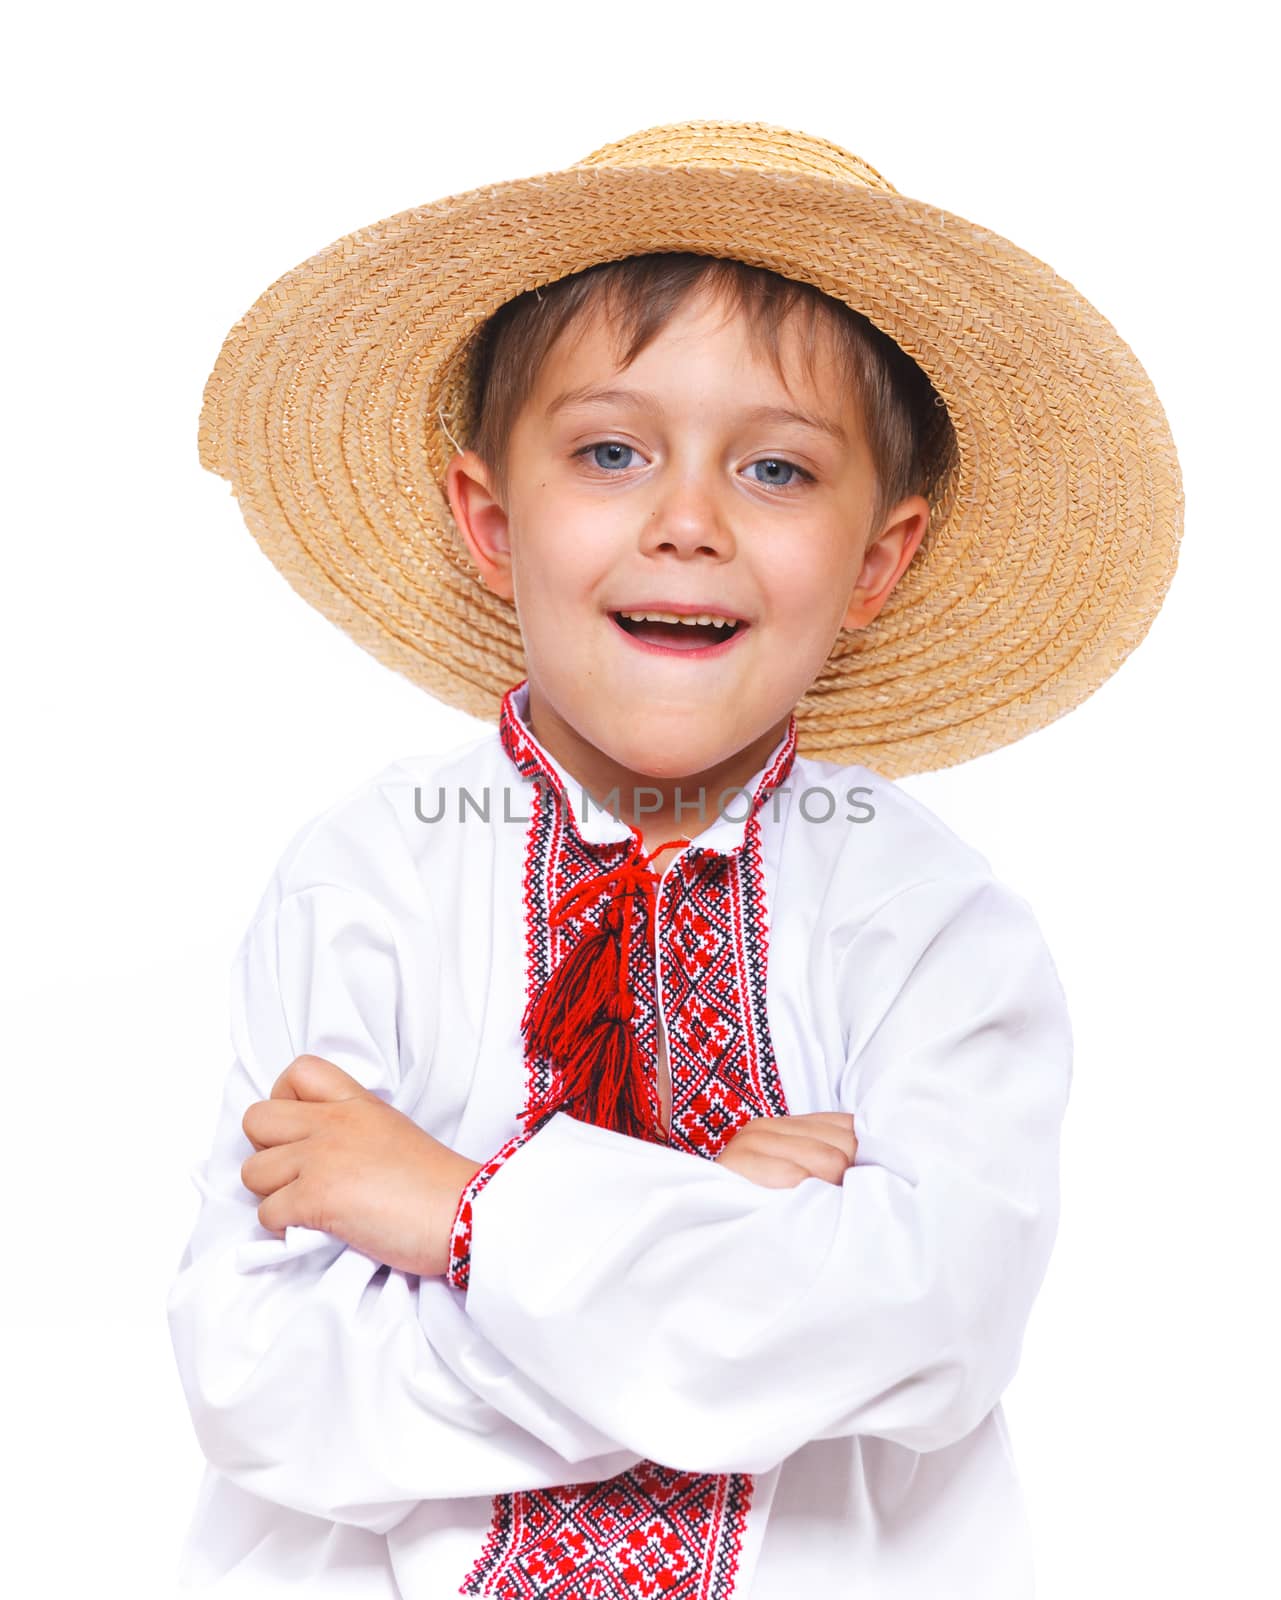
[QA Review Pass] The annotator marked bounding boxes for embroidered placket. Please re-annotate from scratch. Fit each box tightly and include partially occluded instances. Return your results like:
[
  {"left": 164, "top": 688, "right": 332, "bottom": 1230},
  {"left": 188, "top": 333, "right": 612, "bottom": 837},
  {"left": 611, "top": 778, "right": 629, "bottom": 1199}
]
[{"left": 455, "top": 684, "right": 796, "bottom": 1600}]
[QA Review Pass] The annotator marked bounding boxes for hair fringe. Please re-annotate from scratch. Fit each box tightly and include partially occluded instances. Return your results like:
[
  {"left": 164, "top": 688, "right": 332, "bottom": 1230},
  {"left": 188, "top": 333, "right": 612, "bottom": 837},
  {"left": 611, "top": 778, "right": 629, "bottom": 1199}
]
[{"left": 461, "top": 253, "right": 958, "bottom": 533}]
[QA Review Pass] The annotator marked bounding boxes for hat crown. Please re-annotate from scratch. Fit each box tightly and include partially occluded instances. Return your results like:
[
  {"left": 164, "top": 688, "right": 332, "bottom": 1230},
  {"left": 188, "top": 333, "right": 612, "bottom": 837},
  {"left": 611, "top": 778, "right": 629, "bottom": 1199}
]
[{"left": 575, "top": 119, "right": 898, "bottom": 196}]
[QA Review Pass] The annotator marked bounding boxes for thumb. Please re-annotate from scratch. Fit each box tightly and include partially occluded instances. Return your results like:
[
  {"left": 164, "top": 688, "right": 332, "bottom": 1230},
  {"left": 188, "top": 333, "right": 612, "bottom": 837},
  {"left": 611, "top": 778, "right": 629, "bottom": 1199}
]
[{"left": 270, "top": 1053, "right": 370, "bottom": 1102}]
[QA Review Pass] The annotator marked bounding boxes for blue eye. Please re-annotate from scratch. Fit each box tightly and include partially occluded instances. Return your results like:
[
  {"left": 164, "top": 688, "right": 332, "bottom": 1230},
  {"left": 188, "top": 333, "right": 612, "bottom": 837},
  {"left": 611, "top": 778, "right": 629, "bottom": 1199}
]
[
  {"left": 749, "top": 458, "right": 810, "bottom": 488},
  {"left": 584, "top": 441, "right": 636, "bottom": 471}
]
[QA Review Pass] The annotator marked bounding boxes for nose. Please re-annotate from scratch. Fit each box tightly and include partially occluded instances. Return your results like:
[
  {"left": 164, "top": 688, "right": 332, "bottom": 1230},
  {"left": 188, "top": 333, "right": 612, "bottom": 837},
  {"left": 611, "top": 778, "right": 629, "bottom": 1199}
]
[{"left": 636, "top": 469, "right": 736, "bottom": 561}]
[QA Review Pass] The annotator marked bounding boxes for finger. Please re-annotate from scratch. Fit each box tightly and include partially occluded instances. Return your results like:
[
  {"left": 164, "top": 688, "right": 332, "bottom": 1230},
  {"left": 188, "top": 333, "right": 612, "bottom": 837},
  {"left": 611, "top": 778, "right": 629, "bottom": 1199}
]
[
  {"left": 256, "top": 1178, "right": 309, "bottom": 1235},
  {"left": 271, "top": 1053, "right": 369, "bottom": 1103},
  {"left": 241, "top": 1142, "right": 304, "bottom": 1198},
  {"left": 734, "top": 1152, "right": 815, "bottom": 1190},
  {"left": 768, "top": 1117, "right": 857, "bottom": 1161},
  {"left": 758, "top": 1131, "right": 852, "bottom": 1183},
  {"left": 243, "top": 1097, "right": 320, "bottom": 1149}
]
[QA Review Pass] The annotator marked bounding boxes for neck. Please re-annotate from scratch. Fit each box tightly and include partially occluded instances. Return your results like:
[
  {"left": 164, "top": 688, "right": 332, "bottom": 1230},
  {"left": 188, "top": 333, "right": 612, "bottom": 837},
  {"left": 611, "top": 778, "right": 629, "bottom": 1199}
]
[{"left": 525, "top": 689, "right": 791, "bottom": 859}]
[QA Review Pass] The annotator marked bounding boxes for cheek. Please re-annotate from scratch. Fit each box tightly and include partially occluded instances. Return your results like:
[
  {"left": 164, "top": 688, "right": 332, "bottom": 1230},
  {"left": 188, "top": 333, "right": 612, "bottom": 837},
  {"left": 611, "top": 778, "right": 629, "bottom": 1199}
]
[
  {"left": 509, "top": 535, "right": 604, "bottom": 640},
  {"left": 760, "top": 544, "right": 856, "bottom": 626},
  {"left": 518, "top": 514, "right": 620, "bottom": 601}
]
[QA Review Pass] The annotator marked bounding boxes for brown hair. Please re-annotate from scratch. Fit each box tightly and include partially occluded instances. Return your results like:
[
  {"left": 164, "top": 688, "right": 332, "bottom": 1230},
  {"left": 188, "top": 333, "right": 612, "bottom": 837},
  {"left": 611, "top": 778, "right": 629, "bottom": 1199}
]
[{"left": 462, "top": 252, "right": 957, "bottom": 535}]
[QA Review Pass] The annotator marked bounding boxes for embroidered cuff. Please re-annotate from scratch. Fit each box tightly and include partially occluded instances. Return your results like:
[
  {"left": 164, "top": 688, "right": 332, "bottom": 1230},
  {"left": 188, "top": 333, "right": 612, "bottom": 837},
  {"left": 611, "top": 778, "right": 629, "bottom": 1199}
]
[{"left": 447, "top": 1129, "right": 535, "bottom": 1292}]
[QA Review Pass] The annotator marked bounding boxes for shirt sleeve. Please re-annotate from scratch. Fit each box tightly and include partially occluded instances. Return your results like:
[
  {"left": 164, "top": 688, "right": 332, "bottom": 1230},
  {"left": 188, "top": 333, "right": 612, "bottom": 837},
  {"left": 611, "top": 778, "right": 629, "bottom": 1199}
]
[
  {"left": 447, "top": 1130, "right": 535, "bottom": 1292},
  {"left": 456, "top": 872, "right": 1074, "bottom": 1473},
  {"left": 165, "top": 881, "right": 642, "bottom": 1534}
]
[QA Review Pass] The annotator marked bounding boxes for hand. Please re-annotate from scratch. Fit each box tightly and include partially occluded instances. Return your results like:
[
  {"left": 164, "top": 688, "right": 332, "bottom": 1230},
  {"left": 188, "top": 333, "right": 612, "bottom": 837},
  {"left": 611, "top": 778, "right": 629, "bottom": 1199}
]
[
  {"left": 240, "top": 1054, "right": 484, "bottom": 1277},
  {"left": 714, "top": 1111, "right": 857, "bottom": 1189}
]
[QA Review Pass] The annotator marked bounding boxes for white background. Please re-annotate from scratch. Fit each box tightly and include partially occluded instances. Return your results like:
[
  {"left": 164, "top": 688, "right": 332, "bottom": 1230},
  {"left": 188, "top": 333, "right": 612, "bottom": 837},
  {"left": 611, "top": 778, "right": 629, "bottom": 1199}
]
[{"left": 6, "top": 2, "right": 1275, "bottom": 1594}]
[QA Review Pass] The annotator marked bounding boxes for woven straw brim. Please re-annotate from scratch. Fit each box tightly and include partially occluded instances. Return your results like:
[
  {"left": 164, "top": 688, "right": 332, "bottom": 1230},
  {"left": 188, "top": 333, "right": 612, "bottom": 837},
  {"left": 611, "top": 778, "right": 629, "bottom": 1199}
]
[{"left": 197, "top": 160, "right": 1183, "bottom": 777}]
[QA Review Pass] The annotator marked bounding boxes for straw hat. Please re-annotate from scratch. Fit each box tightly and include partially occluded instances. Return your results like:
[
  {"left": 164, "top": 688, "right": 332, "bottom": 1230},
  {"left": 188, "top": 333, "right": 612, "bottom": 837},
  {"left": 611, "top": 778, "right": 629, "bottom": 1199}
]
[{"left": 197, "top": 119, "right": 1183, "bottom": 777}]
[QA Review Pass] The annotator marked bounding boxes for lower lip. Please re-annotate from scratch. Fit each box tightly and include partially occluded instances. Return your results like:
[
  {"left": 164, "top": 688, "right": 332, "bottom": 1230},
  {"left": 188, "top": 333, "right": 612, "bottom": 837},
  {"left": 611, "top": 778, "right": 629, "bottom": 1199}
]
[{"left": 608, "top": 614, "right": 749, "bottom": 659}]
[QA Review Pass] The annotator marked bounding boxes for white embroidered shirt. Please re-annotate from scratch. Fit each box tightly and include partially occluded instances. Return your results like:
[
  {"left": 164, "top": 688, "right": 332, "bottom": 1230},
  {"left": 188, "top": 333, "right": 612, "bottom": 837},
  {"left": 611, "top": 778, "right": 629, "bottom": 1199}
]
[{"left": 167, "top": 678, "right": 1073, "bottom": 1598}]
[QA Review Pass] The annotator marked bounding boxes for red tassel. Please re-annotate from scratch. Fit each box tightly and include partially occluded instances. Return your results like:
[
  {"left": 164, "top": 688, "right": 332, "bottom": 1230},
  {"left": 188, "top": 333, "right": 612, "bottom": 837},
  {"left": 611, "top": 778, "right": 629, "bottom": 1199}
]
[
  {"left": 520, "top": 831, "right": 690, "bottom": 1143},
  {"left": 520, "top": 898, "right": 664, "bottom": 1141}
]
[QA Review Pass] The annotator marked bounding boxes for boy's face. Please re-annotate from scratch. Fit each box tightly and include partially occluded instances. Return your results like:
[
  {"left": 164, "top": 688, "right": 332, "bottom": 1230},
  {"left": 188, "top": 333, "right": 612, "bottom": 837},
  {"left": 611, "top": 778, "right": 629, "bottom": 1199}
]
[{"left": 448, "top": 285, "right": 929, "bottom": 795}]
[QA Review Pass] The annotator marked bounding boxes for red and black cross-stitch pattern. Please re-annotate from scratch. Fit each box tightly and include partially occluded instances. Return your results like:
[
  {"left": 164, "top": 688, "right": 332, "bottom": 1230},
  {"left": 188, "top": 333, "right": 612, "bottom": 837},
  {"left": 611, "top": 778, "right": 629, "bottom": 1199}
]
[
  {"left": 655, "top": 815, "right": 791, "bottom": 1158},
  {"left": 458, "top": 686, "right": 797, "bottom": 1600},
  {"left": 460, "top": 1461, "right": 755, "bottom": 1600}
]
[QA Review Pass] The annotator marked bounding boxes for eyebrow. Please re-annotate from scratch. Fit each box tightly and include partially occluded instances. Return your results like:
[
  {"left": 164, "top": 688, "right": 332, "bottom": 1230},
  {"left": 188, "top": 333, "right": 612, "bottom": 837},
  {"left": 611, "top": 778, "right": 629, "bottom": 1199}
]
[{"left": 544, "top": 383, "right": 848, "bottom": 446}]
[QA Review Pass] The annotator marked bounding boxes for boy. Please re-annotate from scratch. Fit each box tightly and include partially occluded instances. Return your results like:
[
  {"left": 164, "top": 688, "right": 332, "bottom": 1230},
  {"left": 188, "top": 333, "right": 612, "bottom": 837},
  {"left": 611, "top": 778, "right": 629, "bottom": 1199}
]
[{"left": 169, "top": 121, "right": 1182, "bottom": 1597}]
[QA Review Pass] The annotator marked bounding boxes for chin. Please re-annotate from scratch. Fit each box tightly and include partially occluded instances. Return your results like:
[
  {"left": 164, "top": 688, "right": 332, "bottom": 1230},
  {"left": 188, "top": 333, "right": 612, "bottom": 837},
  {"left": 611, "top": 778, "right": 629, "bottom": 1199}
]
[{"left": 605, "top": 725, "right": 740, "bottom": 783}]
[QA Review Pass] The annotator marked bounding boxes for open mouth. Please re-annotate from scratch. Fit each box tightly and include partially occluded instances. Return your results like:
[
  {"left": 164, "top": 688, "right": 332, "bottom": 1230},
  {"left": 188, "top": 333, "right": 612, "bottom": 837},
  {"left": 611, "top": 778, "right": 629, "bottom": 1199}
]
[{"left": 610, "top": 610, "right": 746, "bottom": 653}]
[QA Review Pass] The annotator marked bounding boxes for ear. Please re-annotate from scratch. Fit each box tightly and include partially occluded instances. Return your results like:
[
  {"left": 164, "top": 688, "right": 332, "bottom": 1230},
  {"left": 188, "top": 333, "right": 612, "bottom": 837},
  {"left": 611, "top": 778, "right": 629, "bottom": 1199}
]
[
  {"left": 841, "top": 495, "right": 931, "bottom": 631},
  {"left": 444, "top": 450, "right": 514, "bottom": 602}
]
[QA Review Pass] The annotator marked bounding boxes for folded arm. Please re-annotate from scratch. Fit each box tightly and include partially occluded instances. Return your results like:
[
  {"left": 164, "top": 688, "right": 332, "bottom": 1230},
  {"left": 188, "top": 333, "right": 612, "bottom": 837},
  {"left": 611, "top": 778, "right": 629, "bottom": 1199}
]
[
  {"left": 456, "top": 873, "right": 1074, "bottom": 1473},
  {"left": 165, "top": 882, "right": 643, "bottom": 1534}
]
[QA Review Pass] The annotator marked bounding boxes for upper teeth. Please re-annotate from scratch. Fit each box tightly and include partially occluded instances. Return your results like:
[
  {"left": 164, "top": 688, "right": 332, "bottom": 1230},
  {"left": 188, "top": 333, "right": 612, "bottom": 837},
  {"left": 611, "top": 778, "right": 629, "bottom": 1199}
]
[{"left": 617, "top": 611, "right": 736, "bottom": 627}]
